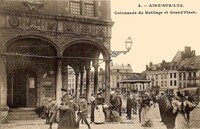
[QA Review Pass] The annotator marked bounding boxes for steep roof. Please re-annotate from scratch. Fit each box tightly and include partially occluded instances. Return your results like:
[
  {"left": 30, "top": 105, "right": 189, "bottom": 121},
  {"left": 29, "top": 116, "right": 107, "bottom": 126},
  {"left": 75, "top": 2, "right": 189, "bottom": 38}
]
[{"left": 177, "top": 56, "right": 200, "bottom": 70}]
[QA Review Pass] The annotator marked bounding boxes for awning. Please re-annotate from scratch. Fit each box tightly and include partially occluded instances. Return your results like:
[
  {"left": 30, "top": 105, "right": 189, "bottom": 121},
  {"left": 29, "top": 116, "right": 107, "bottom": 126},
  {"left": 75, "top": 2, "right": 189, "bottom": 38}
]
[{"left": 182, "top": 87, "right": 199, "bottom": 94}]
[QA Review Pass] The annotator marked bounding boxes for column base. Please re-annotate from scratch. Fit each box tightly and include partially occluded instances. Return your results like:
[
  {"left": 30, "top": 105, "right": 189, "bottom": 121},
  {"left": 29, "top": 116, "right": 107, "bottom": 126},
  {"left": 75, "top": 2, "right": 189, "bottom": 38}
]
[{"left": 0, "top": 107, "right": 9, "bottom": 124}]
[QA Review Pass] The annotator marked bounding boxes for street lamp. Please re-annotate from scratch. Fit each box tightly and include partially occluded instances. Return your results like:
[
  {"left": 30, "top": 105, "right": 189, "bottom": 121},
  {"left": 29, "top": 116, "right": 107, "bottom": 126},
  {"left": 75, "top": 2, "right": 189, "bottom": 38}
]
[{"left": 111, "top": 37, "right": 133, "bottom": 57}]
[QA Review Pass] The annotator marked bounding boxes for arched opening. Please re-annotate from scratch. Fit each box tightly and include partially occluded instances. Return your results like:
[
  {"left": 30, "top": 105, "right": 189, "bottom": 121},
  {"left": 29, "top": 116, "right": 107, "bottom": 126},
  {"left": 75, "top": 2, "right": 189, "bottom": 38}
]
[
  {"left": 6, "top": 38, "right": 58, "bottom": 108},
  {"left": 62, "top": 41, "right": 110, "bottom": 100}
]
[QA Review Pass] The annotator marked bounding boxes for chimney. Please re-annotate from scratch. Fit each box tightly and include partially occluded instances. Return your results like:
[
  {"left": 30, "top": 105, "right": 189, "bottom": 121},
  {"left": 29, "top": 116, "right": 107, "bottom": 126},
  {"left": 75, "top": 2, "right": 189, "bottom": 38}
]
[
  {"left": 146, "top": 65, "right": 149, "bottom": 71},
  {"left": 149, "top": 62, "right": 153, "bottom": 67},
  {"left": 162, "top": 60, "right": 166, "bottom": 64},
  {"left": 184, "top": 46, "right": 191, "bottom": 58},
  {"left": 191, "top": 50, "right": 196, "bottom": 57}
]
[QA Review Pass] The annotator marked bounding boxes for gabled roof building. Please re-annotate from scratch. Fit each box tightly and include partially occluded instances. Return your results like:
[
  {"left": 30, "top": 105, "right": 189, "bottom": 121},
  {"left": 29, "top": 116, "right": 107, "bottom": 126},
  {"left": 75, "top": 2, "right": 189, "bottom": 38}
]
[{"left": 144, "top": 46, "right": 200, "bottom": 95}]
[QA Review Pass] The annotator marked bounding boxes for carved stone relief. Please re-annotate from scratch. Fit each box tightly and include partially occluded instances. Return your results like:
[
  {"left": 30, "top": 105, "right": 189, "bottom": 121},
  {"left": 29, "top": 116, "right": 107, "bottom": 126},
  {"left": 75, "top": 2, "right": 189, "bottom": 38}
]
[{"left": 8, "top": 16, "right": 20, "bottom": 27}]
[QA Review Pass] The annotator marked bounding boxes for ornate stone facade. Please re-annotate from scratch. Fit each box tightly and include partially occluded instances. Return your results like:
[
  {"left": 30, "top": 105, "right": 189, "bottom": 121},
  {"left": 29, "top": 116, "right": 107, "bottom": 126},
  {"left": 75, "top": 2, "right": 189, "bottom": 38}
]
[{"left": 0, "top": 0, "right": 113, "bottom": 122}]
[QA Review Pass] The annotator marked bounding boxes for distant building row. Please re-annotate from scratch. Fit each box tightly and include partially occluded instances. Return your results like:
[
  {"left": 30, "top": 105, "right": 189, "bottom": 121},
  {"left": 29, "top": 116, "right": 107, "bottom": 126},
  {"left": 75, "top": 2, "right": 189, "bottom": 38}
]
[{"left": 144, "top": 46, "right": 200, "bottom": 95}]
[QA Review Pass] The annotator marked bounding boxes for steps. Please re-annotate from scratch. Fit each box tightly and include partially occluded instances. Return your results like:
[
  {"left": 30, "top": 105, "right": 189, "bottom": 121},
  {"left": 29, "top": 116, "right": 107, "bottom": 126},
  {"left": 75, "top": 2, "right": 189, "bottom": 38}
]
[{"left": 8, "top": 108, "right": 39, "bottom": 120}]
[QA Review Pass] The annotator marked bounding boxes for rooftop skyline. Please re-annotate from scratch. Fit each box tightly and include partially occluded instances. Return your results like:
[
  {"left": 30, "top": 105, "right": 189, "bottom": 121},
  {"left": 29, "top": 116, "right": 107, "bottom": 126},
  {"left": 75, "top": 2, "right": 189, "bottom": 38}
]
[{"left": 110, "top": 0, "right": 200, "bottom": 73}]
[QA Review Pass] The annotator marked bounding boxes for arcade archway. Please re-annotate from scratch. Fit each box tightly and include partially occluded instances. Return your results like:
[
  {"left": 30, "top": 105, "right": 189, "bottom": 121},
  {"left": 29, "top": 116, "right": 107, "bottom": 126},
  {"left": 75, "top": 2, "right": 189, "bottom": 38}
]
[
  {"left": 6, "top": 37, "right": 58, "bottom": 108},
  {"left": 62, "top": 40, "right": 111, "bottom": 101}
]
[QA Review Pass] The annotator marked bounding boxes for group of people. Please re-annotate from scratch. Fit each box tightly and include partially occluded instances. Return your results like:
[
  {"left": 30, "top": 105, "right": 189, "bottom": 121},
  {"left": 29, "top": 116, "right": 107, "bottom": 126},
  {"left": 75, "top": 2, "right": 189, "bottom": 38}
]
[
  {"left": 44, "top": 88, "right": 198, "bottom": 129},
  {"left": 158, "top": 90, "right": 197, "bottom": 129},
  {"left": 44, "top": 89, "right": 108, "bottom": 129},
  {"left": 44, "top": 88, "right": 92, "bottom": 129},
  {"left": 110, "top": 89, "right": 198, "bottom": 129}
]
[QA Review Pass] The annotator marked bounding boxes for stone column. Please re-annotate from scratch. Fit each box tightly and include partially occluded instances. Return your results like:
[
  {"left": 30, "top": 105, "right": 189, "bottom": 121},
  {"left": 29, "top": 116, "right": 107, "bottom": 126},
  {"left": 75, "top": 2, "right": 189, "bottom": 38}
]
[
  {"left": 85, "top": 63, "right": 90, "bottom": 101},
  {"left": 0, "top": 56, "right": 9, "bottom": 123},
  {"left": 93, "top": 65, "right": 99, "bottom": 94},
  {"left": 75, "top": 71, "right": 79, "bottom": 100},
  {"left": 80, "top": 72, "right": 84, "bottom": 96},
  {"left": 56, "top": 59, "right": 62, "bottom": 103},
  {"left": 104, "top": 60, "right": 111, "bottom": 121},
  {"left": 104, "top": 60, "right": 111, "bottom": 104}
]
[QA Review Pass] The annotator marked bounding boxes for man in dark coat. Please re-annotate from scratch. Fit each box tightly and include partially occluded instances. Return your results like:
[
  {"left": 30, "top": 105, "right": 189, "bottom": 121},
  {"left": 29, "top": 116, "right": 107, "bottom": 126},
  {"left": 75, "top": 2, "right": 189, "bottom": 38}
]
[
  {"left": 126, "top": 94, "right": 133, "bottom": 120},
  {"left": 90, "top": 93, "right": 96, "bottom": 124},
  {"left": 161, "top": 94, "right": 176, "bottom": 129},
  {"left": 185, "top": 90, "right": 195, "bottom": 124},
  {"left": 110, "top": 91, "right": 122, "bottom": 116},
  {"left": 158, "top": 93, "right": 165, "bottom": 122}
]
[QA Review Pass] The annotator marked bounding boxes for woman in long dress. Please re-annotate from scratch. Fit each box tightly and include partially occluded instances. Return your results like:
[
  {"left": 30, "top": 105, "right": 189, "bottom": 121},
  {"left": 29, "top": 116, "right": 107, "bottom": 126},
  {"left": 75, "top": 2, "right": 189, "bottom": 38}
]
[
  {"left": 94, "top": 93, "right": 105, "bottom": 124},
  {"left": 172, "top": 91, "right": 194, "bottom": 129},
  {"left": 140, "top": 93, "right": 153, "bottom": 127}
]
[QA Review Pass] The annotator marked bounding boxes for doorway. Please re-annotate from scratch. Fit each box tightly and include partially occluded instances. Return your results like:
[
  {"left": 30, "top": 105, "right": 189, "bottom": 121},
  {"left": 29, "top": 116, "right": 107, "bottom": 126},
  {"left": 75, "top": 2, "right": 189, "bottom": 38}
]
[{"left": 7, "top": 69, "right": 37, "bottom": 108}]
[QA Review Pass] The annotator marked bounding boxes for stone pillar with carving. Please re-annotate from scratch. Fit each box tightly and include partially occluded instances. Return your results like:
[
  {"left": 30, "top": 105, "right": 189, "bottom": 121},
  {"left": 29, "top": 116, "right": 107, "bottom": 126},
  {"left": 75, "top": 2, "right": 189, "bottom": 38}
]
[
  {"left": 93, "top": 61, "right": 99, "bottom": 94},
  {"left": 0, "top": 56, "right": 9, "bottom": 123},
  {"left": 74, "top": 67, "right": 79, "bottom": 100},
  {"left": 56, "top": 59, "right": 63, "bottom": 103},
  {"left": 85, "top": 62, "right": 91, "bottom": 101},
  {"left": 80, "top": 71, "right": 84, "bottom": 96},
  {"left": 104, "top": 60, "right": 111, "bottom": 121}
]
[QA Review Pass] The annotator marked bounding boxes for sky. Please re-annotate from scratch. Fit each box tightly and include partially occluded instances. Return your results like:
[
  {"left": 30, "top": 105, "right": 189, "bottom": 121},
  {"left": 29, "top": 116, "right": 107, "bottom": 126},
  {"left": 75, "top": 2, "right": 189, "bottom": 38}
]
[{"left": 109, "top": 0, "right": 200, "bottom": 73}]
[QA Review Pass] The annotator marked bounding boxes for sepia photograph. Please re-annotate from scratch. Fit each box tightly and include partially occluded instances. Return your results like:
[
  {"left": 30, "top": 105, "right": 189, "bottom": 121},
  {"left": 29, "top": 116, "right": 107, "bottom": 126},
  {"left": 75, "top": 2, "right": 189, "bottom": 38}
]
[{"left": 0, "top": 0, "right": 200, "bottom": 129}]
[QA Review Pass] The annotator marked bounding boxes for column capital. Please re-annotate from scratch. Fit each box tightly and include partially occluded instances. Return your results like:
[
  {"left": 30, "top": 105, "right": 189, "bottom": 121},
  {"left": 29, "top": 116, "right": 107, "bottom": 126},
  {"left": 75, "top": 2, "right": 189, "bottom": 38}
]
[
  {"left": 105, "top": 59, "right": 111, "bottom": 63},
  {"left": 85, "top": 64, "right": 91, "bottom": 71}
]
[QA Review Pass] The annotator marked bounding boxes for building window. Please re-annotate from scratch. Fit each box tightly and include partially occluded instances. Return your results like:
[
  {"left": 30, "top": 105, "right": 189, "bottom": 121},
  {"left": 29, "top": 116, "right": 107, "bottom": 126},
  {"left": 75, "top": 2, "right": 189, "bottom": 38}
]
[
  {"left": 188, "top": 72, "right": 192, "bottom": 78},
  {"left": 174, "top": 73, "right": 176, "bottom": 78},
  {"left": 161, "top": 81, "right": 163, "bottom": 87},
  {"left": 193, "top": 72, "right": 196, "bottom": 77},
  {"left": 179, "top": 73, "right": 182, "bottom": 80},
  {"left": 170, "top": 73, "right": 173, "bottom": 78},
  {"left": 84, "top": 1, "right": 94, "bottom": 16},
  {"left": 183, "top": 72, "right": 186, "bottom": 80},
  {"left": 161, "top": 74, "right": 163, "bottom": 79},
  {"left": 165, "top": 81, "right": 167, "bottom": 87},
  {"left": 44, "top": 85, "right": 54, "bottom": 97},
  {"left": 155, "top": 81, "right": 158, "bottom": 86},
  {"left": 170, "top": 80, "right": 173, "bottom": 86},
  {"left": 174, "top": 80, "right": 177, "bottom": 86},
  {"left": 165, "top": 74, "right": 167, "bottom": 79},
  {"left": 70, "top": 0, "right": 81, "bottom": 15},
  {"left": 156, "top": 74, "right": 158, "bottom": 79}
]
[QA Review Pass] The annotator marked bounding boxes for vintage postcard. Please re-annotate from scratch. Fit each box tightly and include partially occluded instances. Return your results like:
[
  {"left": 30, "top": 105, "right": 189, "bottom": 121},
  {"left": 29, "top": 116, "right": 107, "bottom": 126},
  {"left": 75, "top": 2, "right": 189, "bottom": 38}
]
[{"left": 0, "top": 0, "right": 200, "bottom": 129}]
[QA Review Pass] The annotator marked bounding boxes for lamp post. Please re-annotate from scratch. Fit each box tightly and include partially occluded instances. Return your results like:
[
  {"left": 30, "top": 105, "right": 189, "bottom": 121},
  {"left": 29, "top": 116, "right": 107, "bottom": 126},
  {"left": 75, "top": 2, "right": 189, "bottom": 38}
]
[{"left": 111, "top": 37, "right": 133, "bottom": 57}]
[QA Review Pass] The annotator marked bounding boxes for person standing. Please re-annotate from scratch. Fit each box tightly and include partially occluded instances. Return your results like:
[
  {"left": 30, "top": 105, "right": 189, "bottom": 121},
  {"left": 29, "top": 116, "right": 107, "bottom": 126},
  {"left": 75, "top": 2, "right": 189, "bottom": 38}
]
[
  {"left": 45, "top": 99, "right": 53, "bottom": 124},
  {"left": 57, "top": 88, "right": 76, "bottom": 129},
  {"left": 161, "top": 94, "right": 176, "bottom": 129},
  {"left": 184, "top": 90, "right": 195, "bottom": 125},
  {"left": 172, "top": 91, "right": 195, "bottom": 129},
  {"left": 110, "top": 91, "right": 122, "bottom": 116},
  {"left": 126, "top": 94, "right": 133, "bottom": 120},
  {"left": 76, "top": 95, "right": 91, "bottom": 129},
  {"left": 90, "top": 93, "right": 96, "bottom": 124},
  {"left": 158, "top": 93, "right": 165, "bottom": 122},
  {"left": 140, "top": 93, "right": 153, "bottom": 127},
  {"left": 94, "top": 92, "right": 105, "bottom": 124}
]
